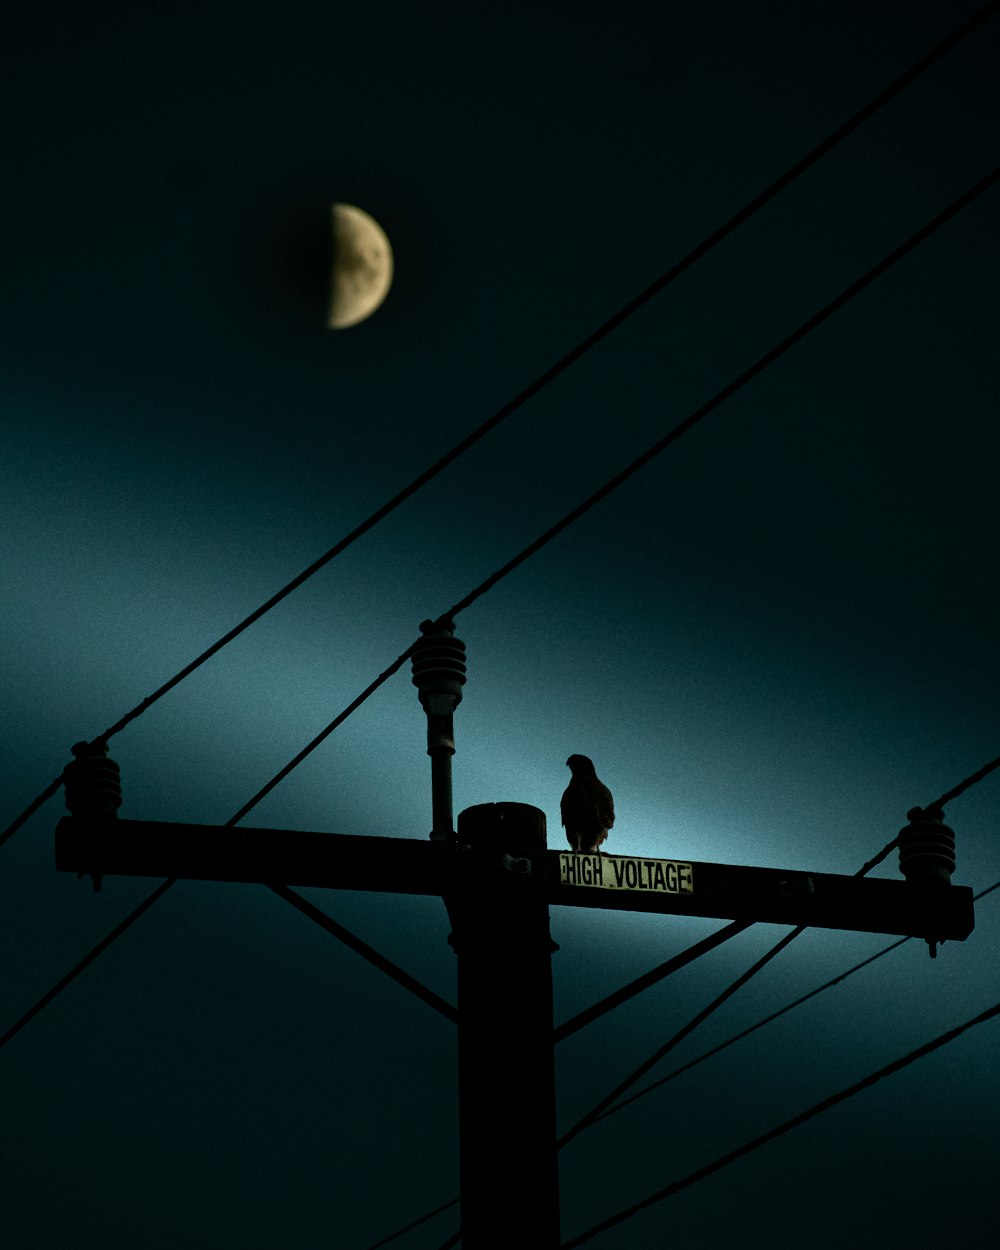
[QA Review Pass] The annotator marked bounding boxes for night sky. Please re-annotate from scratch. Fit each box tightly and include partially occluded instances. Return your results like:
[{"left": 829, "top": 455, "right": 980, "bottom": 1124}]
[{"left": 3, "top": 2, "right": 998, "bottom": 1247}]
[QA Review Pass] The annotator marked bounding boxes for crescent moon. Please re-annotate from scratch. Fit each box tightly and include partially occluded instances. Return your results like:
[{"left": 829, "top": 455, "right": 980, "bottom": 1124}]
[{"left": 328, "top": 204, "right": 394, "bottom": 329}]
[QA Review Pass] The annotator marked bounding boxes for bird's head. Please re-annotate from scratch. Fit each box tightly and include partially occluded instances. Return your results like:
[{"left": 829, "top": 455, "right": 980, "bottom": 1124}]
[{"left": 566, "top": 754, "right": 596, "bottom": 775}]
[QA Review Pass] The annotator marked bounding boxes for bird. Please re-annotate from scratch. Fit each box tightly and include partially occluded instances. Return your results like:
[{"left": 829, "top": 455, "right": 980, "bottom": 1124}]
[{"left": 561, "top": 754, "right": 615, "bottom": 853}]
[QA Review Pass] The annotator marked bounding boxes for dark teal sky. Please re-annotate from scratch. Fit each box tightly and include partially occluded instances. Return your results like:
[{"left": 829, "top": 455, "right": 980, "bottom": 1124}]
[{"left": 2, "top": 2, "right": 998, "bottom": 1247}]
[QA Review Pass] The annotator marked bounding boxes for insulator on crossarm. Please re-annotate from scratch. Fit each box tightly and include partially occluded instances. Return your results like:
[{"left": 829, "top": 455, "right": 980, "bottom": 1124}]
[
  {"left": 898, "top": 805, "right": 957, "bottom": 959},
  {"left": 62, "top": 740, "right": 121, "bottom": 893},
  {"left": 63, "top": 740, "right": 122, "bottom": 820},
  {"left": 411, "top": 620, "right": 467, "bottom": 843},
  {"left": 897, "top": 806, "right": 956, "bottom": 886},
  {"left": 411, "top": 618, "right": 467, "bottom": 712}
]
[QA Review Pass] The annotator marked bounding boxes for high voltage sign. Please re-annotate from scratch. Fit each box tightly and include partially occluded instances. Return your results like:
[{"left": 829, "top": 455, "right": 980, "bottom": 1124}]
[{"left": 559, "top": 852, "right": 694, "bottom": 895}]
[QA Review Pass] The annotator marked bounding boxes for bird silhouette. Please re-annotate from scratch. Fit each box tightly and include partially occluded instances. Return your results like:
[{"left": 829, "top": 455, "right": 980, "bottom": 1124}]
[{"left": 561, "top": 754, "right": 615, "bottom": 852}]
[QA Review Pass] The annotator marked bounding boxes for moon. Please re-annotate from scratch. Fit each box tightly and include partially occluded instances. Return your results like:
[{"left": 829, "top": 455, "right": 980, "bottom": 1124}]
[{"left": 328, "top": 203, "right": 393, "bottom": 329}]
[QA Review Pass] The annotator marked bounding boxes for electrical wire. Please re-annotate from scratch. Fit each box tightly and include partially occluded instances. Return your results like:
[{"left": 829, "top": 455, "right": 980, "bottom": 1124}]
[
  {"left": 560, "top": 994, "right": 1000, "bottom": 1248},
  {"left": 4, "top": 0, "right": 998, "bottom": 855},
  {"left": 4, "top": 16, "right": 998, "bottom": 1246},
  {"left": 7, "top": 57, "right": 1000, "bottom": 1250},
  {"left": 553, "top": 919, "right": 752, "bottom": 1044},
  {"left": 361, "top": 879, "right": 999, "bottom": 1249},
  {"left": 1, "top": 827, "right": 445, "bottom": 1054},
  {"left": 438, "top": 168, "right": 1000, "bottom": 625},
  {"left": 363, "top": 1199, "right": 460, "bottom": 1250},
  {"left": 929, "top": 752, "right": 1000, "bottom": 811},
  {"left": 0, "top": 878, "right": 174, "bottom": 1052},
  {"left": 596, "top": 936, "right": 907, "bottom": 1120},
  {"left": 8, "top": 162, "right": 995, "bottom": 1059},
  {"left": 556, "top": 836, "right": 899, "bottom": 1148},
  {"left": 241, "top": 164, "right": 1000, "bottom": 838},
  {"left": 559, "top": 926, "right": 805, "bottom": 1151},
  {"left": 226, "top": 649, "right": 418, "bottom": 826},
  {"left": 7, "top": 194, "right": 995, "bottom": 1244},
  {"left": 592, "top": 876, "right": 1000, "bottom": 1126}
]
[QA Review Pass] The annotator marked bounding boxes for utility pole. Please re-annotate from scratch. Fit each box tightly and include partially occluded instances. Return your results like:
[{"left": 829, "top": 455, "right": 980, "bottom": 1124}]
[
  {"left": 449, "top": 801, "right": 559, "bottom": 1247},
  {"left": 56, "top": 626, "right": 975, "bottom": 1249}
]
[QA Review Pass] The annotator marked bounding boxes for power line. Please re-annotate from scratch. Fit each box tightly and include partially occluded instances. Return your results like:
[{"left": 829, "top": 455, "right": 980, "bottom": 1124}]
[
  {"left": 365, "top": 843, "right": 976, "bottom": 1246},
  {"left": 598, "top": 937, "right": 907, "bottom": 1120},
  {"left": 229, "top": 164, "right": 1000, "bottom": 829},
  {"left": 226, "top": 649, "right": 419, "bottom": 826},
  {"left": 254, "top": 144, "right": 998, "bottom": 1128},
  {"left": 561, "top": 994, "right": 1000, "bottom": 1248},
  {"left": 4, "top": 0, "right": 998, "bottom": 856},
  {"left": 1, "top": 876, "right": 451, "bottom": 1054},
  {"left": 11, "top": 162, "right": 983, "bottom": 1053},
  {"left": 367, "top": 870, "right": 999, "bottom": 1250},
  {"left": 557, "top": 837, "right": 900, "bottom": 1148},
  {"left": 3, "top": 13, "right": 996, "bottom": 1244},
  {"left": 559, "top": 925, "right": 805, "bottom": 1151},
  {"left": 929, "top": 752, "right": 1000, "bottom": 811},
  {"left": 439, "top": 167, "right": 1000, "bottom": 625},
  {"left": 0, "top": 777, "right": 64, "bottom": 851},
  {"left": 0, "top": 878, "right": 174, "bottom": 1052},
  {"left": 7, "top": 67, "right": 1000, "bottom": 1249},
  {"left": 553, "top": 920, "right": 752, "bottom": 1044},
  {"left": 15, "top": 720, "right": 990, "bottom": 1060},
  {"left": 593, "top": 876, "right": 1000, "bottom": 1126},
  {"left": 1, "top": 831, "right": 448, "bottom": 1055},
  {"left": 363, "top": 1198, "right": 460, "bottom": 1250}
]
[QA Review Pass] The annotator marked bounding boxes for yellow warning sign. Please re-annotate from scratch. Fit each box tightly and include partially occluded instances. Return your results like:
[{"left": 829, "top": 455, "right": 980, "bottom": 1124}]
[{"left": 559, "top": 853, "right": 694, "bottom": 895}]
